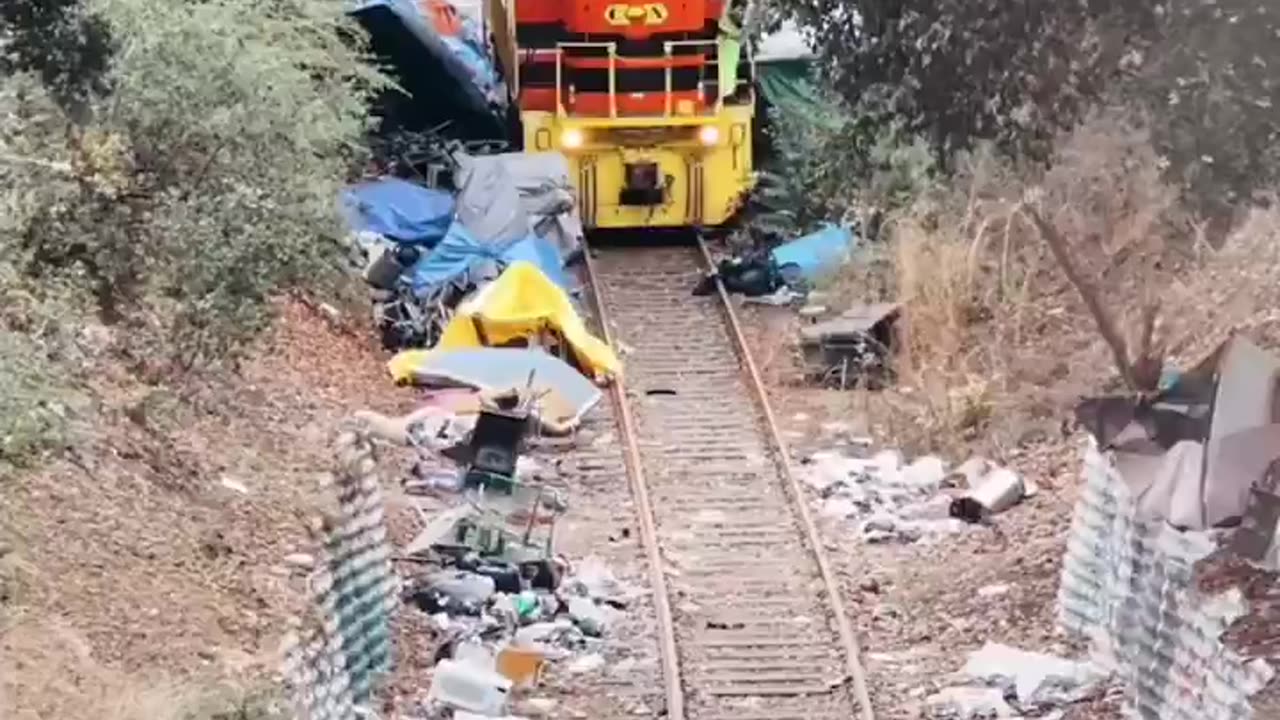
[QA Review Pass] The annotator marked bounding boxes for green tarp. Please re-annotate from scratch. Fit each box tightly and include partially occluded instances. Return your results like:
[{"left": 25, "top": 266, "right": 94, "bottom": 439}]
[
  {"left": 755, "top": 59, "right": 845, "bottom": 130},
  {"left": 717, "top": 16, "right": 742, "bottom": 100}
]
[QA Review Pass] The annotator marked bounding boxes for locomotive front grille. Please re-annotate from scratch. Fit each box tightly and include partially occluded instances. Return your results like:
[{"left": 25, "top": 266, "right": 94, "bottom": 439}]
[{"left": 620, "top": 161, "right": 663, "bottom": 205}]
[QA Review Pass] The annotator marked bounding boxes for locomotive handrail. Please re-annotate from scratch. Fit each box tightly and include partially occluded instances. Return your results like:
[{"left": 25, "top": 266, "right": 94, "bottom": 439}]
[
  {"left": 554, "top": 41, "right": 620, "bottom": 118},
  {"left": 550, "top": 38, "right": 750, "bottom": 119},
  {"left": 661, "top": 39, "right": 720, "bottom": 115}
]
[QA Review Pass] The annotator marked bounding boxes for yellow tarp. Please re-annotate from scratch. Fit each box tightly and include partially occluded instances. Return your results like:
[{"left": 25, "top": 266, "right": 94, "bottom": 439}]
[{"left": 388, "top": 261, "right": 621, "bottom": 383}]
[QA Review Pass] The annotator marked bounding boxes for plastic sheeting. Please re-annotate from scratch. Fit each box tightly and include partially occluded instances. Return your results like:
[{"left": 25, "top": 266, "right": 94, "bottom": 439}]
[
  {"left": 341, "top": 178, "right": 456, "bottom": 245},
  {"left": 755, "top": 20, "right": 815, "bottom": 62},
  {"left": 455, "top": 153, "right": 530, "bottom": 246},
  {"left": 350, "top": 0, "right": 506, "bottom": 138},
  {"left": 486, "top": 152, "right": 584, "bottom": 260},
  {"left": 387, "top": 347, "right": 603, "bottom": 423},
  {"left": 440, "top": 35, "right": 505, "bottom": 107},
  {"left": 501, "top": 234, "right": 570, "bottom": 290},
  {"left": 756, "top": 59, "right": 845, "bottom": 131},
  {"left": 434, "top": 261, "right": 619, "bottom": 380},
  {"left": 1086, "top": 336, "right": 1280, "bottom": 530},
  {"left": 771, "top": 223, "right": 855, "bottom": 281},
  {"left": 404, "top": 220, "right": 569, "bottom": 299}
]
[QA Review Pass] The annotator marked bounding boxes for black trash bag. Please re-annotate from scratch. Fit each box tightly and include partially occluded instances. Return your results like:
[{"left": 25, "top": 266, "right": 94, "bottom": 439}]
[{"left": 692, "top": 251, "right": 782, "bottom": 297}]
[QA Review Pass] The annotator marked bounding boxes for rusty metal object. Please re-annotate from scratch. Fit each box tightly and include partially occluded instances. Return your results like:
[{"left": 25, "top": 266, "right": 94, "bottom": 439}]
[{"left": 583, "top": 243, "right": 876, "bottom": 720}]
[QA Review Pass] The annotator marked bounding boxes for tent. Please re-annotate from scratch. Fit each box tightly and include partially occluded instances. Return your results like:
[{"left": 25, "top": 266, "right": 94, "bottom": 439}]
[
  {"left": 1076, "top": 335, "right": 1280, "bottom": 530},
  {"left": 390, "top": 261, "right": 620, "bottom": 383}
]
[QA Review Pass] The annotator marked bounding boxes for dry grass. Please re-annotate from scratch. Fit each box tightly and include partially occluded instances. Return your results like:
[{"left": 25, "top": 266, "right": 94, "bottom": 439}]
[
  {"left": 0, "top": 299, "right": 415, "bottom": 720},
  {"left": 824, "top": 110, "right": 1280, "bottom": 458},
  {"left": 1, "top": 614, "right": 284, "bottom": 720}
]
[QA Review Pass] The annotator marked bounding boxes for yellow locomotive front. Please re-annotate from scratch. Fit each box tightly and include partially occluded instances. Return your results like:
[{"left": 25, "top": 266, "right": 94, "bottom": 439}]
[{"left": 493, "top": 0, "right": 755, "bottom": 229}]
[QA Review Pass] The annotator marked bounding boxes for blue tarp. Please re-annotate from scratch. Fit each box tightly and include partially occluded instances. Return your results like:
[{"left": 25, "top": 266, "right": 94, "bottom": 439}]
[
  {"left": 770, "top": 223, "right": 855, "bottom": 280},
  {"left": 502, "top": 234, "right": 570, "bottom": 290},
  {"left": 405, "top": 220, "right": 569, "bottom": 298},
  {"left": 341, "top": 178, "right": 456, "bottom": 245},
  {"left": 350, "top": 0, "right": 506, "bottom": 138}
]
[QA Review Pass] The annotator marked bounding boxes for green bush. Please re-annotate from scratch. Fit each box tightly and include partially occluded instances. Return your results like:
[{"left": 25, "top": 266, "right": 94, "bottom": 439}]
[
  {"left": 2, "top": 0, "right": 388, "bottom": 372},
  {"left": 0, "top": 0, "right": 390, "bottom": 465},
  {"left": 0, "top": 334, "right": 71, "bottom": 470}
]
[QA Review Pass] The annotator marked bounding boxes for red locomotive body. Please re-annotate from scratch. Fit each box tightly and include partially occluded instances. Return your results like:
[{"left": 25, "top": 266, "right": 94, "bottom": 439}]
[{"left": 510, "top": 0, "right": 728, "bottom": 117}]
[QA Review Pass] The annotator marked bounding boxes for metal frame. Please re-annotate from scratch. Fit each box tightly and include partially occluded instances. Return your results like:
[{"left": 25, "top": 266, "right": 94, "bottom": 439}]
[{"left": 550, "top": 39, "right": 754, "bottom": 119}]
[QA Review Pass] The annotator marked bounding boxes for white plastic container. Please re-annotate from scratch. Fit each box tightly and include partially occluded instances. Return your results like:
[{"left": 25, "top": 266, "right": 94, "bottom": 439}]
[{"left": 426, "top": 658, "right": 513, "bottom": 715}]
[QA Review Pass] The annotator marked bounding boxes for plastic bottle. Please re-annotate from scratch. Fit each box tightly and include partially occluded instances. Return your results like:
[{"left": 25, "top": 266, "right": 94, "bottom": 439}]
[{"left": 426, "top": 658, "right": 513, "bottom": 715}]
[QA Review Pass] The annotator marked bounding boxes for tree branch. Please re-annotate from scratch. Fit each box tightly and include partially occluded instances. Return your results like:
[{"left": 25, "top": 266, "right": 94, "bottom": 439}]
[{"left": 1027, "top": 205, "right": 1138, "bottom": 391}]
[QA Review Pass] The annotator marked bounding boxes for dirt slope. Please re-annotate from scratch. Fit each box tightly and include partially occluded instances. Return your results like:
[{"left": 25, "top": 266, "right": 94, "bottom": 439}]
[{"left": 0, "top": 300, "right": 414, "bottom": 720}]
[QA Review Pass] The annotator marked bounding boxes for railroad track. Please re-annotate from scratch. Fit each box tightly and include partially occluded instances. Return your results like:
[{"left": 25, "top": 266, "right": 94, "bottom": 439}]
[{"left": 582, "top": 240, "right": 876, "bottom": 720}]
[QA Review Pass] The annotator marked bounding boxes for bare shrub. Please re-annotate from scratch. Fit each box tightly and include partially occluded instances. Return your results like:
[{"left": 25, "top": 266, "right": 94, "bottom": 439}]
[{"left": 834, "top": 110, "right": 1269, "bottom": 456}]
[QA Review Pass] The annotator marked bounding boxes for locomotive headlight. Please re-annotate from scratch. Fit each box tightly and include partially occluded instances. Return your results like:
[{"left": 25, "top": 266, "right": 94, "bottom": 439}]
[
  {"left": 698, "top": 125, "right": 720, "bottom": 146},
  {"left": 560, "top": 128, "right": 585, "bottom": 150}
]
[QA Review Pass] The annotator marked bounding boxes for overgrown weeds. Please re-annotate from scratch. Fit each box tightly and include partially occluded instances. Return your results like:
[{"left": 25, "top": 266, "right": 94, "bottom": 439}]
[{"left": 827, "top": 110, "right": 1280, "bottom": 456}]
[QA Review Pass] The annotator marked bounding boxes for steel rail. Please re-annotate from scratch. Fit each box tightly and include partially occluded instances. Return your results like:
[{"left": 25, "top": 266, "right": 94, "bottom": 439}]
[
  {"left": 693, "top": 236, "right": 876, "bottom": 720},
  {"left": 581, "top": 247, "right": 687, "bottom": 720},
  {"left": 581, "top": 237, "right": 875, "bottom": 720}
]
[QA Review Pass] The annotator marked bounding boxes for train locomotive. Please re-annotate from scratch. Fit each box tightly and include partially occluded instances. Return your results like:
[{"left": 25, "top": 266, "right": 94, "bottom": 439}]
[{"left": 489, "top": 0, "right": 756, "bottom": 230}]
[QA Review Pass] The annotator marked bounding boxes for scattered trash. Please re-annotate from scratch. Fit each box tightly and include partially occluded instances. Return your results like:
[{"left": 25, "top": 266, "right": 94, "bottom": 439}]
[
  {"left": 282, "top": 553, "right": 316, "bottom": 569},
  {"left": 977, "top": 583, "right": 1011, "bottom": 598},
  {"left": 798, "top": 302, "right": 899, "bottom": 390},
  {"left": 950, "top": 466, "right": 1038, "bottom": 524},
  {"left": 427, "top": 658, "right": 514, "bottom": 715},
  {"left": 924, "top": 685, "right": 1015, "bottom": 719},
  {"left": 962, "top": 642, "right": 1108, "bottom": 708},
  {"left": 219, "top": 476, "right": 250, "bottom": 495},
  {"left": 805, "top": 449, "right": 969, "bottom": 542},
  {"left": 566, "top": 652, "right": 605, "bottom": 674},
  {"left": 693, "top": 249, "right": 784, "bottom": 297},
  {"left": 520, "top": 697, "right": 557, "bottom": 716},
  {"left": 696, "top": 223, "right": 855, "bottom": 298},
  {"left": 804, "top": 445, "right": 1042, "bottom": 541},
  {"left": 406, "top": 570, "right": 497, "bottom": 615},
  {"left": 496, "top": 646, "right": 547, "bottom": 688},
  {"left": 566, "top": 596, "right": 610, "bottom": 637},
  {"left": 741, "top": 286, "right": 804, "bottom": 306},
  {"left": 926, "top": 643, "right": 1110, "bottom": 718},
  {"left": 408, "top": 492, "right": 625, "bottom": 710}
]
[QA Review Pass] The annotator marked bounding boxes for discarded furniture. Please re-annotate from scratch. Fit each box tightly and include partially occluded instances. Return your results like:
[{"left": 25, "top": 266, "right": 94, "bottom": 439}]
[
  {"left": 462, "top": 403, "right": 531, "bottom": 494},
  {"left": 798, "top": 302, "right": 900, "bottom": 390}
]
